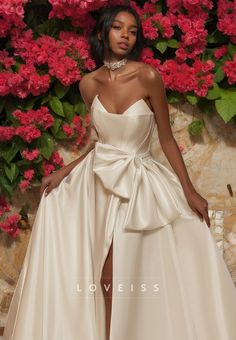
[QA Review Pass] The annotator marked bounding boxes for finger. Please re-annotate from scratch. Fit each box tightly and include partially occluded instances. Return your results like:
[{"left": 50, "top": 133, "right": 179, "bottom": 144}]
[
  {"left": 40, "top": 184, "right": 48, "bottom": 198},
  {"left": 192, "top": 208, "right": 203, "bottom": 221},
  {"left": 44, "top": 186, "right": 50, "bottom": 196},
  {"left": 202, "top": 210, "right": 211, "bottom": 228},
  {"left": 41, "top": 184, "right": 49, "bottom": 197},
  {"left": 44, "top": 185, "right": 54, "bottom": 196}
]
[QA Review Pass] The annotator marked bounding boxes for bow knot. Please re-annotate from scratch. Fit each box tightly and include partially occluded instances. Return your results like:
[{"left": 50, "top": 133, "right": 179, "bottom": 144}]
[{"left": 93, "top": 142, "right": 181, "bottom": 231}]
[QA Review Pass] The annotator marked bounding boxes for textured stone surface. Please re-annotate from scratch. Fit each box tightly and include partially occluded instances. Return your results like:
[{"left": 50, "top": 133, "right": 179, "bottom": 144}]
[{"left": 0, "top": 102, "right": 235, "bottom": 326}]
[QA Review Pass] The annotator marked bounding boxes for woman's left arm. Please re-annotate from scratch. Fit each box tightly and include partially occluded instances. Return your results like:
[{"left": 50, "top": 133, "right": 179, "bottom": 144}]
[{"left": 143, "top": 66, "right": 210, "bottom": 227}]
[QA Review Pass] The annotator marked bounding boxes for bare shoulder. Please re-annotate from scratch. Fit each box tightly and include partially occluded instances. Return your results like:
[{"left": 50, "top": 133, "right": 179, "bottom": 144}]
[
  {"left": 136, "top": 62, "right": 166, "bottom": 101},
  {"left": 138, "top": 62, "right": 163, "bottom": 84}
]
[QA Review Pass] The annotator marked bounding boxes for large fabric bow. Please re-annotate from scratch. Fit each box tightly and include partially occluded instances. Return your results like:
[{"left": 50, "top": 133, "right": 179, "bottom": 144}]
[{"left": 93, "top": 142, "right": 181, "bottom": 232}]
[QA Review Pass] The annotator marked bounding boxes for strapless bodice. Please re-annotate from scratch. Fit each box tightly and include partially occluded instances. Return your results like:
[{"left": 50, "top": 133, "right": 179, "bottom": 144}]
[
  {"left": 90, "top": 94, "right": 155, "bottom": 154},
  {"left": 88, "top": 94, "right": 195, "bottom": 232}
]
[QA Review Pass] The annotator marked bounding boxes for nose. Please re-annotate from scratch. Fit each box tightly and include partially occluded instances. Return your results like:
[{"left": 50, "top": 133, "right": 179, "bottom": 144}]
[{"left": 121, "top": 28, "right": 129, "bottom": 38}]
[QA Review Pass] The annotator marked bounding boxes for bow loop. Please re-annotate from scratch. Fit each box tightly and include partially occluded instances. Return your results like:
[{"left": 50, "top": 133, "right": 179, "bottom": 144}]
[{"left": 93, "top": 142, "right": 181, "bottom": 231}]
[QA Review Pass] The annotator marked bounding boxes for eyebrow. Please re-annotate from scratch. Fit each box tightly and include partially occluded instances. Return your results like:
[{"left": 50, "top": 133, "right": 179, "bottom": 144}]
[{"left": 113, "top": 19, "right": 137, "bottom": 28}]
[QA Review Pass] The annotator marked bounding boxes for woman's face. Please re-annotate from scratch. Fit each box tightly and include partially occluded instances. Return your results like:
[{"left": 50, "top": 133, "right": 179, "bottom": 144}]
[{"left": 107, "top": 11, "right": 138, "bottom": 58}]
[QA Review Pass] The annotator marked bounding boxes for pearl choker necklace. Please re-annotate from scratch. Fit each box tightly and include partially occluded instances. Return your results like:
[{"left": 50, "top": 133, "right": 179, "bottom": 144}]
[{"left": 103, "top": 58, "right": 128, "bottom": 70}]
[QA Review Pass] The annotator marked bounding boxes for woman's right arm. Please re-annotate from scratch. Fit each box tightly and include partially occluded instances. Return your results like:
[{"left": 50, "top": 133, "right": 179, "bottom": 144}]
[
  {"left": 40, "top": 74, "right": 96, "bottom": 198},
  {"left": 39, "top": 141, "right": 95, "bottom": 198}
]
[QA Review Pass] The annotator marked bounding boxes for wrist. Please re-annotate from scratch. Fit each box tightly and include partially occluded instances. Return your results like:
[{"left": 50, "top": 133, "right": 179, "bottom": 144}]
[
  {"left": 57, "top": 166, "right": 70, "bottom": 177},
  {"left": 182, "top": 185, "right": 197, "bottom": 196}
]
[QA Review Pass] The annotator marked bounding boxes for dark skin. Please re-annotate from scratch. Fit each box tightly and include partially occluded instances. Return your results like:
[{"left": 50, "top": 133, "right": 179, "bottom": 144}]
[{"left": 40, "top": 10, "right": 210, "bottom": 340}]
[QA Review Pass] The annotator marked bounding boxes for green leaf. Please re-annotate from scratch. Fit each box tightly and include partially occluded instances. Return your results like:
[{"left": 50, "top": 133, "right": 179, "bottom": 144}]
[
  {"left": 53, "top": 130, "right": 67, "bottom": 139},
  {"left": 214, "top": 66, "right": 225, "bottom": 83},
  {"left": 74, "top": 102, "right": 87, "bottom": 116},
  {"left": 167, "top": 39, "right": 179, "bottom": 48},
  {"left": 185, "top": 93, "right": 199, "bottom": 105},
  {"left": 23, "top": 97, "right": 38, "bottom": 110},
  {"left": 0, "top": 143, "right": 20, "bottom": 163},
  {"left": 0, "top": 176, "right": 13, "bottom": 197},
  {"left": 207, "top": 30, "right": 228, "bottom": 44},
  {"left": 219, "top": 88, "right": 236, "bottom": 98},
  {"left": 54, "top": 82, "right": 70, "bottom": 99},
  {"left": 51, "top": 117, "right": 62, "bottom": 135},
  {"left": 16, "top": 159, "right": 33, "bottom": 167},
  {"left": 155, "top": 40, "right": 167, "bottom": 54},
  {"left": 201, "top": 48, "right": 214, "bottom": 61},
  {"left": 167, "top": 92, "right": 184, "bottom": 103},
  {"left": 62, "top": 102, "right": 74, "bottom": 122},
  {"left": 4, "top": 99, "right": 16, "bottom": 117},
  {"left": 4, "top": 163, "right": 19, "bottom": 183},
  {"left": 197, "top": 98, "right": 214, "bottom": 116},
  {"left": 49, "top": 97, "right": 65, "bottom": 117},
  {"left": 188, "top": 120, "right": 205, "bottom": 136},
  {"left": 66, "top": 84, "right": 82, "bottom": 105},
  {"left": 228, "top": 43, "right": 236, "bottom": 58},
  {"left": 41, "top": 96, "right": 51, "bottom": 105},
  {"left": 206, "top": 83, "right": 221, "bottom": 100},
  {"left": 38, "top": 132, "right": 54, "bottom": 160},
  {"left": 215, "top": 91, "right": 236, "bottom": 123}
]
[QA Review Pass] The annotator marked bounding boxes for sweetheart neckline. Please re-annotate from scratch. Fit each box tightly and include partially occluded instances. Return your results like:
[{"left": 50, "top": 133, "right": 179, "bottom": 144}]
[{"left": 91, "top": 94, "right": 153, "bottom": 116}]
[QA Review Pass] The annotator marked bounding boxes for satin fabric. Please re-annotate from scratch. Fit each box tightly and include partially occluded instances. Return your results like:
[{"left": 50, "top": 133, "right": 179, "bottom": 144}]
[{"left": 3, "top": 94, "right": 236, "bottom": 340}]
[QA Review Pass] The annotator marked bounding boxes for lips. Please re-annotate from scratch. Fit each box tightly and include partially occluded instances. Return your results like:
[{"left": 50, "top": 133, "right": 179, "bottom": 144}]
[{"left": 118, "top": 42, "right": 129, "bottom": 49}]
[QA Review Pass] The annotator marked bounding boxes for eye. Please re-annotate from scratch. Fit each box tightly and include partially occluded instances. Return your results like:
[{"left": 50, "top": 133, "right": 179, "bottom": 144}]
[
  {"left": 112, "top": 25, "right": 121, "bottom": 29},
  {"left": 131, "top": 31, "right": 137, "bottom": 35}
]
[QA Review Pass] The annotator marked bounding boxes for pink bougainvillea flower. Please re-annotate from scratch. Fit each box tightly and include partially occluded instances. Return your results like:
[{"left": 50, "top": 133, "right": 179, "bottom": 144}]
[
  {"left": 15, "top": 125, "right": 41, "bottom": 143},
  {"left": 21, "top": 149, "right": 40, "bottom": 161},
  {"left": 19, "top": 179, "right": 30, "bottom": 193},
  {"left": 222, "top": 55, "right": 236, "bottom": 85},
  {"left": 23, "top": 169, "right": 34, "bottom": 181},
  {"left": 0, "top": 126, "right": 15, "bottom": 141}
]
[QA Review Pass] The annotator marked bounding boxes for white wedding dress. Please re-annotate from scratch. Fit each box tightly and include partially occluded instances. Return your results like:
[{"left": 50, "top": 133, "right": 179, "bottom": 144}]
[{"left": 3, "top": 94, "right": 236, "bottom": 340}]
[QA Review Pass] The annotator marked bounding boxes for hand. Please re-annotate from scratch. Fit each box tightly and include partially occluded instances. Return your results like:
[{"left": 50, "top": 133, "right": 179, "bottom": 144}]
[
  {"left": 184, "top": 190, "right": 211, "bottom": 228},
  {"left": 40, "top": 169, "right": 66, "bottom": 198}
]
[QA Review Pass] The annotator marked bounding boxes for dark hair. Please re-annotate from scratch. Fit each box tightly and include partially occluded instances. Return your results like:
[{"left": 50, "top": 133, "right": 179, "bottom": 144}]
[{"left": 88, "top": 5, "right": 145, "bottom": 68}]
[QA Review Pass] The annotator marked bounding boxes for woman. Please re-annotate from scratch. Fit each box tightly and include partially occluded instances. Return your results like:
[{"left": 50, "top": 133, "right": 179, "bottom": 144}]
[{"left": 4, "top": 4, "right": 236, "bottom": 340}]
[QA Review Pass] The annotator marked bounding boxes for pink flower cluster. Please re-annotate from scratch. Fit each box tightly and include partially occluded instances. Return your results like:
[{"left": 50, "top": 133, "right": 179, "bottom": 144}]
[
  {"left": 72, "top": 114, "right": 91, "bottom": 146},
  {"left": 132, "top": 0, "right": 212, "bottom": 61},
  {"left": 0, "top": 195, "right": 20, "bottom": 237},
  {"left": 0, "top": 0, "right": 29, "bottom": 37},
  {"left": 142, "top": 12, "right": 174, "bottom": 40},
  {"left": 0, "top": 126, "right": 15, "bottom": 142},
  {"left": 0, "top": 107, "right": 54, "bottom": 143},
  {"left": 214, "top": 45, "right": 228, "bottom": 59},
  {"left": 21, "top": 148, "right": 40, "bottom": 161},
  {"left": 167, "top": 0, "right": 213, "bottom": 16},
  {"left": 140, "top": 47, "right": 161, "bottom": 69},
  {"left": 0, "top": 50, "right": 15, "bottom": 69},
  {"left": 0, "top": 0, "right": 28, "bottom": 18},
  {"left": 217, "top": 0, "right": 236, "bottom": 43},
  {"left": 10, "top": 29, "right": 95, "bottom": 87},
  {"left": 158, "top": 59, "right": 215, "bottom": 96},
  {"left": 0, "top": 63, "right": 50, "bottom": 98},
  {"left": 13, "top": 107, "right": 54, "bottom": 129},
  {"left": 222, "top": 55, "right": 236, "bottom": 85},
  {"left": 15, "top": 125, "right": 41, "bottom": 143},
  {"left": 42, "top": 151, "right": 64, "bottom": 177},
  {"left": 12, "top": 107, "right": 54, "bottom": 143},
  {"left": 175, "top": 14, "right": 208, "bottom": 61},
  {"left": 48, "top": 0, "right": 107, "bottom": 29},
  {"left": 19, "top": 168, "right": 35, "bottom": 192}
]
